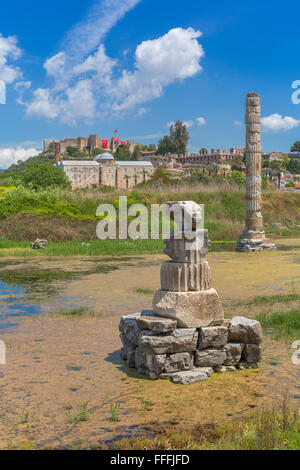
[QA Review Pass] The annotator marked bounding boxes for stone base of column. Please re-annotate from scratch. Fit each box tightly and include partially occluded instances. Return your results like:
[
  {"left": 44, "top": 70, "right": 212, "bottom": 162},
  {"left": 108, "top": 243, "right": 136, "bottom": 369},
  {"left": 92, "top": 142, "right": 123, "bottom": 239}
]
[{"left": 236, "top": 230, "right": 276, "bottom": 252}]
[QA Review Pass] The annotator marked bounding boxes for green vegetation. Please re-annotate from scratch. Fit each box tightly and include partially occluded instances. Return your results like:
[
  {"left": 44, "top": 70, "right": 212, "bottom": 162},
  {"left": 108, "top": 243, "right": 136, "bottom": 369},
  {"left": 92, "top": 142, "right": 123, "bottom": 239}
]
[
  {"left": 134, "top": 288, "right": 155, "bottom": 295},
  {"left": 21, "top": 163, "right": 71, "bottom": 190},
  {"left": 157, "top": 120, "right": 189, "bottom": 155},
  {"left": 256, "top": 309, "right": 300, "bottom": 340},
  {"left": 66, "top": 402, "right": 90, "bottom": 424},
  {"left": 56, "top": 307, "right": 94, "bottom": 317},
  {"left": 110, "top": 406, "right": 300, "bottom": 450},
  {"left": 0, "top": 182, "right": 299, "bottom": 248},
  {"left": 109, "top": 402, "right": 121, "bottom": 422},
  {"left": 291, "top": 141, "right": 300, "bottom": 153},
  {"left": 237, "top": 293, "right": 300, "bottom": 307}
]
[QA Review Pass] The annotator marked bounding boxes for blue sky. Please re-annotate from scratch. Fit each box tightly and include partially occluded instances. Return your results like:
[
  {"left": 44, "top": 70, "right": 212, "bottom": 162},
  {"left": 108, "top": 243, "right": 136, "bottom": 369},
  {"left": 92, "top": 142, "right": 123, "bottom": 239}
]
[{"left": 0, "top": 0, "right": 300, "bottom": 167}]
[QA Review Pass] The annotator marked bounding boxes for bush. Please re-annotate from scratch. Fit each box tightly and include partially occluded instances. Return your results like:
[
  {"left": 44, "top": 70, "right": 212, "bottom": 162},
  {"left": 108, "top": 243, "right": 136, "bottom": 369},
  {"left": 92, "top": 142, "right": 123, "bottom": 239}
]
[{"left": 21, "top": 163, "right": 71, "bottom": 190}]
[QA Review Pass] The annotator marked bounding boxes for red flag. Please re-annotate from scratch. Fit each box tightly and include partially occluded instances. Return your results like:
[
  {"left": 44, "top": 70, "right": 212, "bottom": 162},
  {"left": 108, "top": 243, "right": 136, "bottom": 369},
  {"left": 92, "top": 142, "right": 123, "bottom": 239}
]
[
  {"left": 102, "top": 139, "right": 108, "bottom": 149},
  {"left": 114, "top": 130, "right": 118, "bottom": 133},
  {"left": 121, "top": 141, "right": 126, "bottom": 145}
]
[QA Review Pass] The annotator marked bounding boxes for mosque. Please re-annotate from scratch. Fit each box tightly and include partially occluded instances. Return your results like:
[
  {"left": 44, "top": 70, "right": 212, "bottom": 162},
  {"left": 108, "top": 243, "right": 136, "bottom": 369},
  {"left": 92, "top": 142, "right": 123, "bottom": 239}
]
[{"left": 57, "top": 152, "right": 154, "bottom": 190}]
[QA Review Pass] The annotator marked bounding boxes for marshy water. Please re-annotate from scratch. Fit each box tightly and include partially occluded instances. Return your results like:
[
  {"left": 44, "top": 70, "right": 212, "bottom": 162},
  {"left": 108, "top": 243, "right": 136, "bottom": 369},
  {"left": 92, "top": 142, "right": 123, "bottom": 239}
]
[{"left": 0, "top": 240, "right": 299, "bottom": 449}]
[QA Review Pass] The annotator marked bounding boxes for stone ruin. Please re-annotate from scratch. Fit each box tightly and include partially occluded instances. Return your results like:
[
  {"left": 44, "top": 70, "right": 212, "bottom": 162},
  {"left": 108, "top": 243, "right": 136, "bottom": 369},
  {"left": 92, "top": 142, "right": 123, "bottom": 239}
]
[
  {"left": 119, "top": 201, "right": 263, "bottom": 385},
  {"left": 237, "top": 92, "right": 276, "bottom": 252}
]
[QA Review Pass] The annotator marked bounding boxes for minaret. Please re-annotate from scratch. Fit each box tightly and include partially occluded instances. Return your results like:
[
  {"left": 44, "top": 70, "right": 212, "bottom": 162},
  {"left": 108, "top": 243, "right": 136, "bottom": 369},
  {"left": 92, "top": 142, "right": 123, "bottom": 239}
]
[{"left": 237, "top": 93, "right": 276, "bottom": 252}]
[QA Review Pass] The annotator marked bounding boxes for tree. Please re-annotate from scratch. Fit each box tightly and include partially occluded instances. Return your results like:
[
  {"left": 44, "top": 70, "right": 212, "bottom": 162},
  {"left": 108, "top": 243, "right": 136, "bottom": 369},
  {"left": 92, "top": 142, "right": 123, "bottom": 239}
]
[
  {"left": 21, "top": 163, "right": 71, "bottom": 190},
  {"left": 169, "top": 121, "right": 190, "bottom": 155},
  {"left": 230, "top": 154, "right": 244, "bottom": 171},
  {"left": 287, "top": 158, "right": 300, "bottom": 173},
  {"left": 290, "top": 141, "right": 300, "bottom": 153},
  {"left": 157, "top": 136, "right": 177, "bottom": 156},
  {"left": 116, "top": 144, "right": 131, "bottom": 161},
  {"left": 149, "top": 167, "right": 172, "bottom": 185},
  {"left": 131, "top": 145, "right": 141, "bottom": 161}
]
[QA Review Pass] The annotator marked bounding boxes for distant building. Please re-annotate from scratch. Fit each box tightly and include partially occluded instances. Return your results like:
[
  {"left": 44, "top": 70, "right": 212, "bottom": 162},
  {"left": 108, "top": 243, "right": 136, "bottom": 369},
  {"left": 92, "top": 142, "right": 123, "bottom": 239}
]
[
  {"left": 177, "top": 147, "right": 245, "bottom": 166},
  {"left": 58, "top": 153, "right": 154, "bottom": 190},
  {"left": 262, "top": 152, "right": 286, "bottom": 162},
  {"left": 45, "top": 134, "right": 141, "bottom": 154}
]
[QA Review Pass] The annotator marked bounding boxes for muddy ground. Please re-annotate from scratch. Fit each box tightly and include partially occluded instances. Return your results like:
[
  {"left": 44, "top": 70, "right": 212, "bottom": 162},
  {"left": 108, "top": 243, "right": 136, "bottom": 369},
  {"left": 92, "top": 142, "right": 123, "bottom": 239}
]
[{"left": 0, "top": 240, "right": 299, "bottom": 449}]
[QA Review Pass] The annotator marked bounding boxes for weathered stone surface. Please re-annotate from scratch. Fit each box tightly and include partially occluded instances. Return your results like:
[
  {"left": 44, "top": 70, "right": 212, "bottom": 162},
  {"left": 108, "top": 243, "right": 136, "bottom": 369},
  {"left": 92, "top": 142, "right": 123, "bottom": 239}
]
[
  {"left": 237, "top": 362, "right": 259, "bottom": 370},
  {"left": 30, "top": 239, "right": 48, "bottom": 249},
  {"left": 242, "top": 344, "right": 262, "bottom": 363},
  {"left": 135, "top": 350, "right": 166, "bottom": 375},
  {"left": 237, "top": 92, "right": 276, "bottom": 252},
  {"left": 194, "top": 348, "right": 226, "bottom": 367},
  {"left": 229, "top": 317, "right": 263, "bottom": 345},
  {"left": 164, "top": 201, "right": 203, "bottom": 231},
  {"left": 153, "top": 289, "right": 224, "bottom": 328},
  {"left": 164, "top": 352, "right": 194, "bottom": 373},
  {"left": 136, "top": 315, "right": 177, "bottom": 333},
  {"left": 160, "top": 261, "right": 211, "bottom": 292},
  {"left": 164, "top": 230, "right": 209, "bottom": 263},
  {"left": 120, "top": 334, "right": 136, "bottom": 368},
  {"left": 138, "top": 329, "right": 198, "bottom": 355},
  {"left": 169, "top": 367, "right": 214, "bottom": 385},
  {"left": 198, "top": 326, "right": 228, "bottom": 349},
  {"left": 119, "top": 313, "right": 140, "bottom": 334},
  {"left": 224, "top": 343, "right": 244, "bottom": 366}
]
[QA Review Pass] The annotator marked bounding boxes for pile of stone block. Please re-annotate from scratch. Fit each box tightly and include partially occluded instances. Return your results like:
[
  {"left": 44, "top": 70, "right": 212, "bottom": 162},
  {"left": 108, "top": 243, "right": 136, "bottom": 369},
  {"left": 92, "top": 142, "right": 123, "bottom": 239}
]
[
  {"left": 119, "top": 201, "right": 263, "bottom": 385},
  {"left": 119, "top": 312, "right": 263, "bottom": 385}
]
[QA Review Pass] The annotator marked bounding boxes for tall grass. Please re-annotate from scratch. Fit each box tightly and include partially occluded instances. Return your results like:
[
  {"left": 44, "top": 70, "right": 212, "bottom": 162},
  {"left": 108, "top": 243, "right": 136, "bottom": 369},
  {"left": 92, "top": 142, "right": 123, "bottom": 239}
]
[
  {"left": 256, "top": 309, "right": 300, "bottom": 340},
  {"left": 0, "top": 184, "right": 300, "bottom": 243},
  {"left": 110, "top": 404, "right": 300, "bottom": 450}
]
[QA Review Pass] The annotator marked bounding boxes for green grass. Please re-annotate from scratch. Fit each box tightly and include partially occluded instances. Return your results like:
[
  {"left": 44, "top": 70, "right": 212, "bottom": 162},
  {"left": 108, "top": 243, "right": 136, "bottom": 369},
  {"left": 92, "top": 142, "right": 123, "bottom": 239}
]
[
  {"left": 256, "top": 309, "right": 300, "bottom": 340},
  {"left": 1, "top": 185, "right": 300, "bottom": 245},
  {"left": 111, "top": 406, "right": 300, "bottom": 450},
  {"left": 55, "top": 307, "right": 94, "bottom": 317},
  {"left": 0, "top": 237, "right": 164, "bottom": 257},
  {"left": 109, "top": 402, "right": 121, "bottom": 422},
  {"left": 134, "top": 288, "right": 155, "bottom": 295},
  {"left": 236, "top": 293, "right": 300, "bottom": 307}
]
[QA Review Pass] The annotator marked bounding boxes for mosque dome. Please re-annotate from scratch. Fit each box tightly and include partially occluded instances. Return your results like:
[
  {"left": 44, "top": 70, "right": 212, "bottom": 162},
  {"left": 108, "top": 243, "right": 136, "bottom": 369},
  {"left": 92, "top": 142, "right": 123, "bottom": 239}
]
[{"left": 94, "top": 152, "right": 115, "bottom": 161}]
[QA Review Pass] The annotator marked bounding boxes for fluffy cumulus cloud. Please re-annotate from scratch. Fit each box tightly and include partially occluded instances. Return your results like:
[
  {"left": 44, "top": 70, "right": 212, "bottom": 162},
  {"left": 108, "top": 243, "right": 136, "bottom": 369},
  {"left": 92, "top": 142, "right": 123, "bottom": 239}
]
[
  {"left": 0, "top": 147, "right": 40, "bottom": 169},
  {"left": 0, "top": 33, "right": 22, "bottom": 84},
  {"left": 261, "top": 113, "right": 300, "bottom": 132},
  {"left": 22, "top": 15, "right": 205, "bottom": 124},
  {"left": 196, "top": 117, "right": 206, "bottom": 126}
]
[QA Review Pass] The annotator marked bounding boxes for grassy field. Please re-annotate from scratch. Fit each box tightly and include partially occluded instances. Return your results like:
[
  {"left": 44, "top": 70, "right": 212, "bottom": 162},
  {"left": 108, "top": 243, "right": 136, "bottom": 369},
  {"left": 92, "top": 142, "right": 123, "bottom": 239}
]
[
  {"left": 106, "top": 404, "right": 300, "bottom": 450},
  {"left": 0, "top": 184, "right": 300, "bottom": 245}
]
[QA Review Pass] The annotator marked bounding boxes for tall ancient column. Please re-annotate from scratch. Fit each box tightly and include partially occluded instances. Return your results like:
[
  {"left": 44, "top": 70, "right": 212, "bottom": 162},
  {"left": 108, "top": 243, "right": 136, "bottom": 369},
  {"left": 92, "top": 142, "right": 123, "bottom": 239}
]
[{"left": 237, "top": 93, "right": 276, "bottom": 252}]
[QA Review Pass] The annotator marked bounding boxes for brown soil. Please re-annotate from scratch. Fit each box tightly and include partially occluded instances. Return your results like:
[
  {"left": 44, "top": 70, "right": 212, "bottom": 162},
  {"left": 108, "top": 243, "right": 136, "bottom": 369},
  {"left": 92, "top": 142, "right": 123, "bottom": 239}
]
[{"left": 0, "top": 214, "right": 97, "bottom": 242}]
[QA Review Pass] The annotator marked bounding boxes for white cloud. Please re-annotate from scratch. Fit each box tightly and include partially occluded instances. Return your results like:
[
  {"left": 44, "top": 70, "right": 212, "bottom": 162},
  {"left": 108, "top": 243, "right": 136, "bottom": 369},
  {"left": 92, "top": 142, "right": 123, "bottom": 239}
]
[
  {"left": 0, "top": 147, "right": 40, "bottom": 169},
  {"left": 63, "top": 0, "right": 142, "bottom": 62},
  {"left": 168, "top": 119, "right": 195, "bottom": 129},
  {"left": 261, "top": 113, "right": 300, "bottom": 132},
  {"left": 23, "top": 24, "right": 205, "bottom": 124},
  {"left": 27, "top": 88, "right": 60, "bottom": 119},
  {"left": 196, "top": 117, "right": 206, "bottom": 126},
  {"left": 0, "top": 33, "right": 22, "bottom": 84},
  {"left": 183, "top": 120, "right": 194, "bottom": 128},
  {"left": 111, "top": 28, "right": 204, "bottom": 113},
  {"left": 234, "top": 120, "right": 243, "bottom": 127}
]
